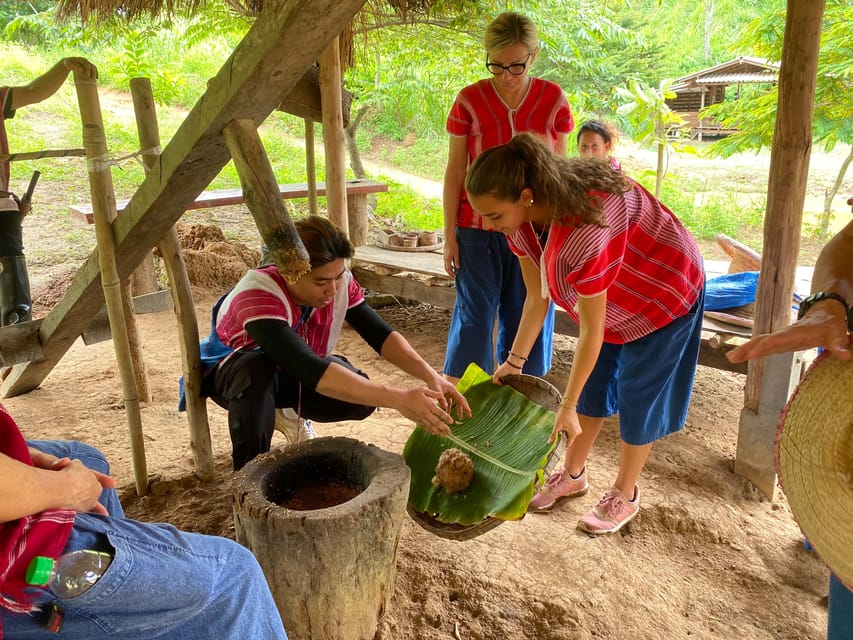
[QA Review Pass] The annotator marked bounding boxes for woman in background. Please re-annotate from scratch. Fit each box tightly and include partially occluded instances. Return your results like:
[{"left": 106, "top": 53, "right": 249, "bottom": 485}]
[
  {"left": 442, "top": 12, "right": 574, "bottom": 382},
  {"left": 576, "top": 119, "right": 621, "bottom": 170}
]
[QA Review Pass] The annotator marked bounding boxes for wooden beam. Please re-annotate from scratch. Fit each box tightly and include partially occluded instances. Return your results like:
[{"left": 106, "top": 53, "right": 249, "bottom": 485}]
[
  {"left": 131, "top": 76, "right": 215, "bottom": 482},
  {"left": 223, "top": 118, "right": 310, "bottom": 283},
  {"left": 0, "top": 0, "right": 368, "bottom": 398},
  {"left": 320, "top": 37, "right": 350, "bottom": 239},
  {"left": 735, "top": 0, "right": 825, "bottom": 497}
]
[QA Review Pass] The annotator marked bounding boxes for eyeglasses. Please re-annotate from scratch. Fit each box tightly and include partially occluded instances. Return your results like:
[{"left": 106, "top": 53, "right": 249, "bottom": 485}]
[{"left": 485, "top": 52, "right": 532, "bottom": 76}]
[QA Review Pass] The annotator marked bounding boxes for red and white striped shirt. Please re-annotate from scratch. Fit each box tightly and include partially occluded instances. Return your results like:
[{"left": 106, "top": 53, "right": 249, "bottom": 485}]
[
  {"left": 0, "top": 405, "right": 75, "bottom": 622},
  {"left": 447, "top": 77, "right": 574, "bottom": 230},
  {"left": 508, "top": 181, "right": 704, "bottom": 343},
  {"left": 214, "top": 265, "right": 365, "bottom": 357}
]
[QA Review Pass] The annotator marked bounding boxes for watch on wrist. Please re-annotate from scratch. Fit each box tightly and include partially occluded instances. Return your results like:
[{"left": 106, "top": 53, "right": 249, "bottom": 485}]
[{"left": 797, "top": 291, "right": 852, "bottom": 330}]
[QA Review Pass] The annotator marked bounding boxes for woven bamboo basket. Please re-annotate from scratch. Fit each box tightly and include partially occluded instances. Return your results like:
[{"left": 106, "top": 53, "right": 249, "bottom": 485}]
[{"left": 406, "top": 374, "right": 565, "bottom": 541}]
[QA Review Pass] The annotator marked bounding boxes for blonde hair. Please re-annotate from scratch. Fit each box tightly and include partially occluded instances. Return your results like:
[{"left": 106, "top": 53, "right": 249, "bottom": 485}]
[
  {"left": 484, "top": 12, "right": 538, "bottom": 54},
  {"left": 465, "top": 132, "right": 630, "bottom": 226}
]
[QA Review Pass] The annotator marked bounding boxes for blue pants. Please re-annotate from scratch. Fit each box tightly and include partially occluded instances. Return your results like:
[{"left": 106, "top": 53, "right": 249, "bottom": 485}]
[
  {"left": 444, "top": 227, "right": 554, "bottom": 378},
  {"left": 3, "top": 441, "right": 287, "bottom": 640},
  {"left": 576, "top": 288, "right": 705, "bottom": 445},
  {"left": 829, "top": 574, "right": 853, "bottom": 640}
]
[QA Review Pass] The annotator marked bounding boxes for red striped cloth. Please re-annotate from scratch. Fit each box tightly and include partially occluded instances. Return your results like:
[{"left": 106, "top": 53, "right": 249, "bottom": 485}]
[
  {"left": 215, "top": 265, "right": 365, "bottom": 357},
  {"left": 509, "top": 181, "right": 704, "bottom": 343},
  {"left": 446, "top": 77, "right": 574, "bottom": 229},
  {"left": 0, "top": 404, "right": 74, "bottom": 624}
]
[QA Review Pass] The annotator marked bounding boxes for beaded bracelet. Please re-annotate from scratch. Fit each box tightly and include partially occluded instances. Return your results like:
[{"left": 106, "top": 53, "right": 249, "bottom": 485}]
[
  {"left": 504, "top": 360, "right": 522, "bottom": 370},
  {"left": 508, "top": 351, "right": 528, "bottom": 362}
]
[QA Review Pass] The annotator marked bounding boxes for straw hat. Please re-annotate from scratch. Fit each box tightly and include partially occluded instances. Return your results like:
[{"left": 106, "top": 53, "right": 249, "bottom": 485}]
[{"left": 776, "top": 350, "right": 853, "bottom": 588}]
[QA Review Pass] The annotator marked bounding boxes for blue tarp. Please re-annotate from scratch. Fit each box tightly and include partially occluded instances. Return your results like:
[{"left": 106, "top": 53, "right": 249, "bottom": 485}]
[{"left": 704, "top": 271, "right": 759, "bottom": 311}]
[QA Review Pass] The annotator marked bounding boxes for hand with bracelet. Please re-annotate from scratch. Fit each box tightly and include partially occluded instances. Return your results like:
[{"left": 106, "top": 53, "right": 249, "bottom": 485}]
[
  {"left": 727, "top": 198, "right": 853, "bottom": 363},
  {"left": 492, "top": 350, "right": 528, "bottom": 383},
  {"left": 552, "top": 399, "right": 582, "bottom": 448}
]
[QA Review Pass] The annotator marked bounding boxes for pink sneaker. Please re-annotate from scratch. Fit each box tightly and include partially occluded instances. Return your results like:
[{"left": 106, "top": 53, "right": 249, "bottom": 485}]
[
  {"left": 577, "top": 486, "right": 640, "bottom": 534},
  {"left": 528, "top": 467, "right": 589, "bottom": 512}
]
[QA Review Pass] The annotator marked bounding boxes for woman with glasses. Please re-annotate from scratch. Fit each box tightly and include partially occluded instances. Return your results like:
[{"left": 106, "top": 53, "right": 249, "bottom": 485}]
[{"left": 442, "top": 12, "right": 574, "bottom": 383}]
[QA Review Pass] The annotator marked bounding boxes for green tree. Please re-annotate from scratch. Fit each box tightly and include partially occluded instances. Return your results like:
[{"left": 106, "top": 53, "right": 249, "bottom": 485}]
[
  {"left": 615, "top": 78, "right": 688, "bottom": 197},
  {"left": 703, "top": 0, "right": 853, "bottom": 238}
]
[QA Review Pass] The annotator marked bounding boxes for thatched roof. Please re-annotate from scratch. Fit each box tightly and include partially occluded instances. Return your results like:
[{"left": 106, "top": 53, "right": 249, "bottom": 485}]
[{"left": 57, "top": 0, "right": 439, "bottom": 22}]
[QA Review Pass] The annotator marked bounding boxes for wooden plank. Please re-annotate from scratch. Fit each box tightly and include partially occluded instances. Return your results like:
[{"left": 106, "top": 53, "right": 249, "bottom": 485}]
[
  {"left": 69, "top": 178, "right": 388, "bottom": 223},
  {"left": 0, "top": 320, "right": 43, "bottom": 366},
  {"left": 354, "top": 245, "right": 448, "bottom": 279},
  {"left": 1, "top": 0, "right": 369, "bottom": 399},
  {"left": 82, "top": 289, "right": 174, "bottom": 345},
  {"left": 352, "top": 267, "right": 456, "bottom": 310}
]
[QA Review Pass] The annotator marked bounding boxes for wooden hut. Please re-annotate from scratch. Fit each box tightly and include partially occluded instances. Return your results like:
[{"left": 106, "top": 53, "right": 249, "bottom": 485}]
[{"left": 666, "top": 56, "right": 780, "bottom": 140}]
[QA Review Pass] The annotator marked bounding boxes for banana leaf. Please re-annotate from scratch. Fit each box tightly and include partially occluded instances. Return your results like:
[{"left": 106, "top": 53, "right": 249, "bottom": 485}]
[{"left": 403, "top": 363, "right": 556, "bottom": 525}]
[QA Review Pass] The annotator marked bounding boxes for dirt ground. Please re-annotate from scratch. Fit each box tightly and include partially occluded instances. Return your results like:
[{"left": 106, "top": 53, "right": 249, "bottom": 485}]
[
  {"left": 4, "top": 224, "right": 831, "bottom": 640},
  {"left": 7, "top": 84, "right": 849, "bottom": 638}
]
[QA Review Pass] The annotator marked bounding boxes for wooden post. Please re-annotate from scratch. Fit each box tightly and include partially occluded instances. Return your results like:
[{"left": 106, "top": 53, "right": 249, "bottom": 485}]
[
  {"left": 130, "top": 77, "right": 215, "bottom": 481},
  {"left": 222, "top": 119, "right": 311, "bottom": 283},
  {"left": 735, "top": 0, "right": 825, "bottom": 497},
  {"left": 305, "top": 119, "right": 319, "bottom": 216},
  {"left": 72, "top": 71, "right": 148, "bottom": 496},
  {"left": 319, "top": 38, "right": 350, "bottom": 237}
]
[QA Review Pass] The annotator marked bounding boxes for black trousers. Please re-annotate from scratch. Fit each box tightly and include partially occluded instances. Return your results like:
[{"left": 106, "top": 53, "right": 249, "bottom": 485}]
[
  {"left": 0, "top": 210, "right": 24, "bottom": 255},
  {"left": 204, "top": 351, "right": 375, "bottom": 469}
]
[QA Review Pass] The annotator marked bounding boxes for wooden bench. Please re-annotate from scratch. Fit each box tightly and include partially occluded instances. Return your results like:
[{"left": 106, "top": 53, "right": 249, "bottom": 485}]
[{"left": 69, "top": 178, "right": 388, "bottom": 223}]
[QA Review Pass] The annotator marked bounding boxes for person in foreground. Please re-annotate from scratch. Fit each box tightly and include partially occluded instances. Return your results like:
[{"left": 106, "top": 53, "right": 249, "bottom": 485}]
[
  {"left": 0, "top": 58, "right": 98, "bottom": 326},
  {"left": 0, "top": 405, "right": 288, "bottom": 638},
  {"left": 200, "top": 215, "right": 470, "bottom": 470},
  {"left": 465, "top": 132, "right": 705, "bottom": 534},
  {"left": 442, "top": 12, "right": 574, "bottom": 383},
  {"left": 727, "top": 197, "right": 853, "bottom": 640}
]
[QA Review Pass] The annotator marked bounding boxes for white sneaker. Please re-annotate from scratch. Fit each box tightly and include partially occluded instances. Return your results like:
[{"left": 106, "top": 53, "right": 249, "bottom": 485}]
[{"left": 274, "top": 408, "right": 317, "bottom": 444}]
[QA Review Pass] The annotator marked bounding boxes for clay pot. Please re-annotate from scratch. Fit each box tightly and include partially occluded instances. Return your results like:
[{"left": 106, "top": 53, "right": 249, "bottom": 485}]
[
  {"left": 417, "top": 231, "right": 439, "bottom": 246},
  {"left": 400, "top": 232, "right": 418, "bottom": 248},
  {"left": 232, "top": 437, "right": 410, "bottom": 640}
]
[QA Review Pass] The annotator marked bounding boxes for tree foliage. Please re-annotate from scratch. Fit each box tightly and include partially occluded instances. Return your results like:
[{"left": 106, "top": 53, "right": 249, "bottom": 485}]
[
  {"left": 702, "top": 0, "right": 852, "bottom": 236},
  {"left": 615, "top": 78, "right": 688, "bottom": 197}
]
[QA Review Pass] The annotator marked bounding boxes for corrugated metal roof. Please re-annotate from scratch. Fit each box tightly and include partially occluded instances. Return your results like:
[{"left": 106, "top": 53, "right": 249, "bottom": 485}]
[{"left": 696, "top": 72, "right": 778, "bottom": 84}]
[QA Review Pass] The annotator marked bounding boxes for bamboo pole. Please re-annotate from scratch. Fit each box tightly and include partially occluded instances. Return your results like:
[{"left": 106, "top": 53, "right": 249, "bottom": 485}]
[
  {"left": 222, "top": 119, "right": 310, "bottom": 283},
  {"left": 0, "top": 148, "right": 86, "bottom": 162},
  {"left": 305, "top": 119, "right": 319, "bottom": 216},
  {"left": 71, "top": 71, "right": 149, "bottom": 496},
  {"left": 319, "top": 38, "right": 351, "bottom": 237},
  {"left": 130, "top": 77, "right": 215, "bottom": 481}
]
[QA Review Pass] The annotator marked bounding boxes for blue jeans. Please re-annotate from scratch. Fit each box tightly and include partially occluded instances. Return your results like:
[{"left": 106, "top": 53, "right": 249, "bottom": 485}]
[
  {"left": 828, "top": 574, "right": 853, "bottom": 640},
  {"left": 3, "top": 441, "right": 287, "bottom": 639},
  {"left": 444, "top": 227, "right": 554, "bottom": 378}
]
